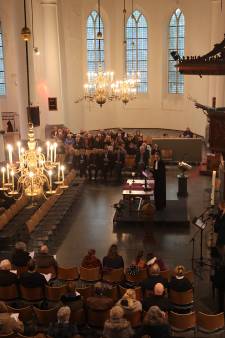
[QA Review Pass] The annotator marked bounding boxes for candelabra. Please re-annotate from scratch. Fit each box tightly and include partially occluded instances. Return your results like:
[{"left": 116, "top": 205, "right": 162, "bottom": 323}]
[{"left": 0, "top": 124, "right": 67, "bottom": 199}]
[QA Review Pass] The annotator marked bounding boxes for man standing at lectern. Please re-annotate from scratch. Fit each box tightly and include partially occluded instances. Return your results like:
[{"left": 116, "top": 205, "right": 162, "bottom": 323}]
[{"left": 153, "top": 153, "right": 166, "bottom": 210}]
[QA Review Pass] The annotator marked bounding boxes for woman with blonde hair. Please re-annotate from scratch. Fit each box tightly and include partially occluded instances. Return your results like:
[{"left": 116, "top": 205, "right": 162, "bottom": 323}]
[
  {"left": 103, "top": 305, "right": 134, "bottom": 338},
  {"left": 169, "top": 265, "right": 192, "bottom": 292},
  {"left": 137, "top": 305, "right": 170, "bottom": 338},
  {"left": 117, "top": 289, "right": 142, "bottom": 313}
]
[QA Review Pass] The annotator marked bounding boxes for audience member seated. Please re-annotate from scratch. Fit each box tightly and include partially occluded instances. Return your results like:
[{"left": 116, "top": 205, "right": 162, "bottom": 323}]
[
  {"left": 137, "top": 305, "right": 170, "bottom": 338},
  {"left": 169, "top": 265, "right": 192, "bottom": 292},
  {"left": 19, "top": 259, "right": 47, "bottom": 288},
  {"left": 81, "top": 249, "right": 102, "bottom": 269},
  {"left": 103, "top": 305, "right": 134, "bottom": 338},
  {"left": 132, "top": 250, "right": 146, "bottom": 269},
  {"left": 86, "top": 282, "right": 114, "bottom": 311},
  {"left": 11, "top": 241, "right": 31, "bottom": 268},
  {"left": 151, "top": 143, "right": 161, "bottom": 156},
  {"left": 103, "top": 244, "right": 124, "bottom": 270},
  {"left": 48, "top": 306, "right": 79, "bottom": 338},
  {"left": 117, "top": 289, "right": 142, "bottom": 314},
  {"left": 146, "top": 252, "right": 166, "bottom": 271},
  {"left": 61, "top": 281, "right": 83, "bottom": 312},
  {"left": 141, "top": 263, "right": 168, "bottom": 294},
  {"left": 142, "top": 283, "right": 170, "bottom": 312},
  {"left": 0, "top": 259, "right": 18, "bottom": 286},
  {"left": 34, "top": 244, "right": 58, "bottom": 274},
  {"left": 183, "top": 127, "right": 193, "bottom": 138},
  {"left": 0, "top": 301, "right": 24, "bottom": 335}
]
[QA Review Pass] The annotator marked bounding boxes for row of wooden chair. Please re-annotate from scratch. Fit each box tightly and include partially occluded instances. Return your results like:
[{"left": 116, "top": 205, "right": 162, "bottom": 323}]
[
  {"left": 0, "top": 195, "right": 28, "bottom": 230},
  {"left": 25, "top": 170, "right": 76, "bottom": 234}
]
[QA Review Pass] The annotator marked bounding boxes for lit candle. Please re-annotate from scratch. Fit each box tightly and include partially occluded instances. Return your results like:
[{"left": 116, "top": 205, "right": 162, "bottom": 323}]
[
  {"left": 11, "top": 170, "right": 14, "bottom": 192},
  {"left": 61, "top": 165, "right": 65, "bottom": 182},
  {"left": 1, "top": 167, "right": 5, "bottom": 187},
  {"left": 50, "top": 144, "right": 54, "bottom": 163},
  {"left": 211, "top": 170, "right": 216, "bottom": 206},
  {"left": 53, "top": 143, "right": 57, "bottom": 162},
  {"left": 46, "top": 141, "right": 50, "bottom": 161},
  {"left": 58, "top": 162, "right": 61, "bottom": 181},
  {"left": 48, "top": 170, "right": 52, "bottom": 191},
  {"left": 17, "top": 141, "right": 21, "bottom": 160},
  {"left": 7, "top": 144, "right": 13, "bottom": 164},
  {"left": 6, "top": 164, "right": 10, "bottom": 182}
]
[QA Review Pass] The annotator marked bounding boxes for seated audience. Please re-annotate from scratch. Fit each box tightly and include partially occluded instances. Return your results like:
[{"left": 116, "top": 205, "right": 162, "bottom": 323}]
[
  {"left": 169, "top": 265, "right": 192, "bottom": 292},
  {"left": 103, "top": 305, "right": 134, "bottom": 338},
  {"left": 48, "top": 306, "right": 79, "bottom": 338},
  {"left": 11, "top": 241, "right": 31, "bottom": 268},
  {"left": 141, "top": 263, "right": 168, "bottom": 293},
  {"left": 132, "top": 250, "right": 146, "bottom": 269},
  {"left": 0, "top": 259, "right": 18, "bottom": 287},
  {"left": 19, "top": 259, "right": 47, "bottom": 288},
  {"left": 137, "top": 305, "right": 170, "bottom": 338},
  {"left": 34, "top": 244, "right": 57, "bottom": 274},
  {"left": 61, "top": 281, "right": 83, "bottom": 312},
  {"left": 142, "top": 283, "right": 170, "bottom": 312},
  {"left": 0, "top": 301, "right": 24, "bottom": 335},
  {"left": 146, "top": 252, "right": 166, "bottom": 271},
  {"left": 81, "top": 249, "right": 102, "bottom": 269},
  {"left": 103, "top": 244, "right": 124, "bottom": 270},
  {"left": 117, "top": 289, "right": 142, "bottom": 313},
  {"left": 86, "top": 282, "right": 114, "bottom": 311}
]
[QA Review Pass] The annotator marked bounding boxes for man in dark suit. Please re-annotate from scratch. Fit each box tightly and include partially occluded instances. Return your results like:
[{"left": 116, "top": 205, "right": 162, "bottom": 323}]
[
  {"left": 0, "top": 260, "right": 18, "bottom": 287},
  {"left": 153, "top": 153, "right": 166, "bottom": 210},
  {"left": 34, "top": 245, "right": 57, "bottom": 274},
  {"left": 77, "top": 149, "right": 88, "bottom": 178},
  {"left": 88, "top": 149, "right": 98, "bottom": 181},
  {"left": 142, "top": 283, "right": 170, "bottom": 312},
  {"left": 19, "top": 259, "right": 47, "bottom": 288},
  {"left": 11, "top": 242, "right": 31, "bottom": 268},
  {"left": 135, "top": 145, "right": 149, "bottom": 176},
  {"left": 141, "top": 263, "right": 168, "bottom": 294},
  {"left": 114, "top": 147, "right": 125, "bottom": 183},
  {"left": 100, "top": 146, "right": 114, "bottom": 182}
]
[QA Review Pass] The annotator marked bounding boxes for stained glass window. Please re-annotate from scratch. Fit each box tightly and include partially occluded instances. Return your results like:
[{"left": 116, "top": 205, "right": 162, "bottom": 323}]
[
  {"left": 0, "top": 25, "right": 6, "bottom": 96},
  {"left": 126, "top": 10, "right": 148, "bottom": 93},
  {"left": 86, "top": 10, "right": 104, "bottom": 73},
  {"left": 168, "top": 9, "right": 185, "bottom": 94}
]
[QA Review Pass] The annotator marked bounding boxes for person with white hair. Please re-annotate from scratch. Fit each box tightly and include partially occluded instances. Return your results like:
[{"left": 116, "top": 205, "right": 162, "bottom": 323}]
[
  {"left": 103, "top": 305, "right": 134, "bottom": 338},
  {"left": 34, "top": 244, "right": 57, "bottom": 274},
  {"left": 47, "top": 306, "right": 79, "bottom": 338},
  {"left": 136, "top": 305, "right": 170, "bottom": 338},
  {"left": 0, "top": 259, "right": 18, "bottom": 287}
]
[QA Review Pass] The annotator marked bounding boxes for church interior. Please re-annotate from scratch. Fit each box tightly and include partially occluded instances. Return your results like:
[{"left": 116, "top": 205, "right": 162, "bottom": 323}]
[{"left": 0, "top": 0, "right": 225, "bottom": 337}]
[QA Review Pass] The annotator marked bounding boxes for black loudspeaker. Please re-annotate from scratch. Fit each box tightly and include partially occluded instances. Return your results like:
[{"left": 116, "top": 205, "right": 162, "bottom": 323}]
[{"left": 27, "top": 106, "right": 40, "bottom": 126}]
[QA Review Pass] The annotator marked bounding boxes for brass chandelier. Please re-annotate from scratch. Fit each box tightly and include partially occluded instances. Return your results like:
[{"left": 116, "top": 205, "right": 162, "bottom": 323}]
[{"left": 0, "top": 124, "right": 67, "bottom": 199}]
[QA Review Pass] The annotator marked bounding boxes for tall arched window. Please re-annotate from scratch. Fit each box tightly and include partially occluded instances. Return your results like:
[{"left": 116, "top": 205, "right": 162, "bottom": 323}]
[
  {"left": 168, "top": 8, "right": 185, "bottom": 94},
  {"left": 0, "top": 24, "right": 6, "bottom": 95},
  {"left": 126, "top": 10, "right": 148, "bottom": 93},
  {"left": 86, "top": 10, "right": 104, "bottom": 73}
]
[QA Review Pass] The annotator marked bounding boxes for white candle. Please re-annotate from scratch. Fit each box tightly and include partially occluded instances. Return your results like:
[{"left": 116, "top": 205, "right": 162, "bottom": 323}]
[
  {"left": 50, "top": 145, "right": 54, "bottom": 163},
  {"left": 46, "top": 141, "right": 50, "bottom": 161},
  {"left": 1, "top": 167, "right": 5, "bottom": 186},
  {"left": 11, "top": 171, "right": 14, "bottom": 192},
  {"left": 58, "top": 162, "right": 60, "bottom": 181},
  {"left": 17, "top": 141, "right": 21, "bottom": 160},
  {"left": 211, "top": 170, "right": 216, "bottom": 206},
  {"left": 48, "top": 170, "right": 52, "bottom": 191},
  {"left": 6, "top": 164, "right": 10, "bottom": 182},
  {"left": 53, "top": 143, "right": 57, "bottom": 162},
  {"left": 61, "top": 165, "right": 65, "bottom": 182},
  {"left": 7, "top": 144, "right": 13, "bottom": 164}
]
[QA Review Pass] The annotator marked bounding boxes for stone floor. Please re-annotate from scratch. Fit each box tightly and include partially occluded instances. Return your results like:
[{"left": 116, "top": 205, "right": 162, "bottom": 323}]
[{"left": 55, "top": 165, "right": 218, "bottom": 313}]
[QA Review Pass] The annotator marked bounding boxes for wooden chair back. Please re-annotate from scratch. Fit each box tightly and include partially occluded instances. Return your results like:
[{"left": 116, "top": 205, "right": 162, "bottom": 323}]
[
  {"left": 106, "top": 285, "right": 118, "bottom": 302},
  {"left": 0, "top": 333, "right": 16, "bottom": 338},
  {"left": 33, "top": 306, "right": 58, "bottom": 326},
  {"left": 16, "top": 266, "right": 28, "bottom": 277},
  {"left": 70, "top": 308, "right": 86, "bottom": 325},
  {"left": 20, "top": 285, "right": 44, "bottom": 301},
  {"left": 197, "top": 311, "right": 225, "bottom": 331},
  {"left": 125, "top": 268, "right": 148, "bottom": 283},
  {"left": 37, "top": 266, "right": 56, "bottom": 277},
  {"left": 169, "top": 289, "right": 193, "bottom": 306},
  {"left": 103, "top": 268, "right": 124, "bottom": 283},
  {"left": 7, "top": 305, "right": 33, "bottom": 322},
  {"left": 87, "top": 307, "right": 110, "bottom": 328},
  {"left": 160, "top": 269, "right": 170, "bottom": 281},
  {"left": 0, "top": 284, "right": 18, "bottom": 300},
  {"left": 124, "top": 310, "right": 142, "bottom": 328},
  {"left": 45, "top": 285, "right": 66, "bottom": 302},
  {"left": 57, "top": 266, "right": 79, "bottom": 280},
  {"left": 79, "top": 266, "right": 101, "bottom": 282},
  {"left": 76, "top": 285, "right": 94, "bottom": 301},
  {"left": 169, "top": 311, "right": 196, "bottom": 330}
]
